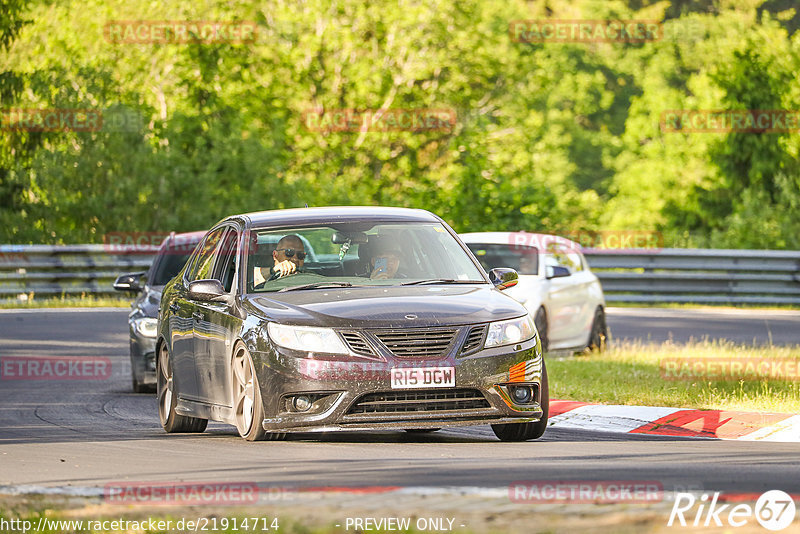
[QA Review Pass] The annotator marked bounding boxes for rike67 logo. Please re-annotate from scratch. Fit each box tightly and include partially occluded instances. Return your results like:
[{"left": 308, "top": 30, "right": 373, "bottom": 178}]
[{"left": 668, "top": 490, "right": 796, "bottom": 531}]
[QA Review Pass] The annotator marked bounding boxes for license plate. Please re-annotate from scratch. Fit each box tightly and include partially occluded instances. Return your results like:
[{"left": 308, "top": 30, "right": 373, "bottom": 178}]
[{"left": 390, "top": 367, "right": 455, "bottom": 389}]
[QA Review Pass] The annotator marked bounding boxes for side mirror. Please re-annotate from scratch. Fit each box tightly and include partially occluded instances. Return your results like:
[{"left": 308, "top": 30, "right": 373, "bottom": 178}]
[
  {"left": 188, "top": 279, "right": 227, "bottom": 301},
  {"left": 489, "top": 268, "right": 518, "bottom": 290},
  {"left": 113, "top": 272, "right": 145, "bottom": 292},
  {"left": 546, "top": 265, "right": 571, "bottom": 279}
]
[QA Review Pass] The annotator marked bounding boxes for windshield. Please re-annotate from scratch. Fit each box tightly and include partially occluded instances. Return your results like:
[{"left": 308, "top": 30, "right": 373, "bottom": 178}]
[
  {"left": 466, "top": 243, "right": 539, "bottom": 276},
  {"left": 149, "top": 243, "right": 200, "bottom": 286},
  {"left": 246, "top": 222, "right": 485, "bottom": 292}
]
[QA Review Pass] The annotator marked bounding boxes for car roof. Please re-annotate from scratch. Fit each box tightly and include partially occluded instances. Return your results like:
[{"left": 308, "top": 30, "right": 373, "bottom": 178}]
[
  {"left": 160, "top": 230, "right": 206, "bottom": 249},
  {"left": 234, "top": 206, "right": 441, "bottom": 228},
  {"left": 460, "top": 231, "right": 582, "bottom": 250},
  {"left": 167, "top": 230, "right": 206, "bottom": 240}
]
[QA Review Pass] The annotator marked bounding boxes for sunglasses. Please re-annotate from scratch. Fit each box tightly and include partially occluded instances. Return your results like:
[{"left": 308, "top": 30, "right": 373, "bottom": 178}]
[{"left": 275, "top": 248, "right": 306, "bottom": 260}]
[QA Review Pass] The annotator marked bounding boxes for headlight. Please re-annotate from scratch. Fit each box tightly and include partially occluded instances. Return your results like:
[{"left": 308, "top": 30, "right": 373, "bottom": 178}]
[
  {"left": 267, "top": 323, "right": 349, "bottom": 355},
  {"left": 133, "top": 317, "right": 158, "bottom": 338},
  {"left": 485, "top": 315, "right": 536, "bottom": 348}
]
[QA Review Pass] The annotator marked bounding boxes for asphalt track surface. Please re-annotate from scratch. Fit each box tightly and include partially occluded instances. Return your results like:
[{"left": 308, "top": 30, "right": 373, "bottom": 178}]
[
  {"left": 0, "top": 307, "right": 799, "bottom": 495},
  {"left": 607, "top": 307, "right": 800, "bottom": 346}
]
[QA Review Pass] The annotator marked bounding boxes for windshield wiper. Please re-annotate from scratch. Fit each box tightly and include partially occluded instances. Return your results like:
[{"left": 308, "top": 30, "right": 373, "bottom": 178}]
[
  {"left": 278, "top": 282, "right": 354, "bottom": 292},
  {"left": 400, "top": 279, "right": 483, "bottom": 286}
]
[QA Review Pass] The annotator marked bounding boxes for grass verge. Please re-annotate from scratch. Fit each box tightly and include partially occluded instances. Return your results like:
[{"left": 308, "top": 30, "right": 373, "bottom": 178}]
[
  {"left": 548, "top": 340, "right": 800, "bottom": 413},
  {"left": 0, "top": 493, "right": 682, "bottom": 534},
  {"left": 606, "top": 301, "right": 800, "bottom": 311},
  {"left": 0, "top": 295, "right": 132, "bottom": 309}
]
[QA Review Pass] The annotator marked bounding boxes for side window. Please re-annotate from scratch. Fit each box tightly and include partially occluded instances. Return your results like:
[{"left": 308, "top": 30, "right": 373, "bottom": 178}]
[
  {"left": 577, "top": 251, "right": 588, "bottom": 272},
  {"left": 559, "top": 247, "right": 583, "bottom": 274},
  {"left": 187, "top": 228, "right": 225, "bottom": 282},
  {"left": 211, "top": 228, "right": 239, "bottom": 292},
  {"left": 543, "top": 252, "right": 559, "bottom": 273},
  {"left": 545, "top": 243, "right": 582, "bottom": 274}
]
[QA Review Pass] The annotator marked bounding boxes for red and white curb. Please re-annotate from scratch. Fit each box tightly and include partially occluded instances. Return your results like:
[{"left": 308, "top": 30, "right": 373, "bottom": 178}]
[{"left": 549, "top": 400, "right": 800, "bottom": 442}]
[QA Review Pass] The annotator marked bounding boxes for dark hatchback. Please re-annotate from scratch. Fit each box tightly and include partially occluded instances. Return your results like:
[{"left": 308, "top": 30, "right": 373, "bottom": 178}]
[
  {"left": 156, "top": 207, "right": 548, "bottom": 441},
  {"left": 114, "top": 231, "right": 205, "bottom": 392}
]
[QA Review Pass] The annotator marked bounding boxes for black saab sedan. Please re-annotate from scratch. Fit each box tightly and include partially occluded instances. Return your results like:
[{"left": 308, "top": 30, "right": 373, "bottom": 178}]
[{"left": 156, "top": 207, "right": 548, "bottom": 441}]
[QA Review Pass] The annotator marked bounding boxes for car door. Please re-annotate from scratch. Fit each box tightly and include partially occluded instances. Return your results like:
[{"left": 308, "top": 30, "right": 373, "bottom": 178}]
[
  {"left": 569, "top": 250, "right": 602, "bottom": 342},
  {"left": 173, "top": 227, "right": 225, "bottom": 401},
  {"left": 193, "top": 226, "right": 242, "bottom": 405},
  {"left": 543, "top": 243, "right": 587, "bottom": 348}
]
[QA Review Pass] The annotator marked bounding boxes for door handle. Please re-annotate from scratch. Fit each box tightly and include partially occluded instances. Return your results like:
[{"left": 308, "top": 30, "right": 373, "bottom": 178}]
[
  {"left": 192, "top": 311, "right": 203, "bottom": 321},
  {"left": 169, "top": 303, "right": 179, "bottom": 312}
]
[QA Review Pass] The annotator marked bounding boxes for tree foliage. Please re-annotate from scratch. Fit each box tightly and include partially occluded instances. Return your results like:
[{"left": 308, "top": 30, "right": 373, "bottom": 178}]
[{"left": 1, "top": 0, "right": 798, "bottom": 248}]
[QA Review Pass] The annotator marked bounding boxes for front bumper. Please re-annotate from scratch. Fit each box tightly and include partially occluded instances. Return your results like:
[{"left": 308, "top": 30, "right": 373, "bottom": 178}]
[
  {"left": 252, "top": 336, "right": 543, "bottom": 433},
  {"left": 130, "top": 332, "right": 157, "bottom": 385}
]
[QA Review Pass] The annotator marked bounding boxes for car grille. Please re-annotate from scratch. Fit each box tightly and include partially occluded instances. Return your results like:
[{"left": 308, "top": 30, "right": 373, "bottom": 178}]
[
  {"left": 373, "top": 328, "right": 458, "bottom": 358},
  {"left": 460, "top": 325, "right": 486, "bottom": 355},
  {"left": 346, "top": 388, "right": 491, "bottom": 415},
  {"left": 340, "top": 331, "right": 376, "bottom": 357}
]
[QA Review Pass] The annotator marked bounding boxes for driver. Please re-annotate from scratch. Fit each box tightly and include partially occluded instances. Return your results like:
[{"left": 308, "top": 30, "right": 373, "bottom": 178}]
[{"left": 271, "top": 234, "right": 306, "bottom": 279}]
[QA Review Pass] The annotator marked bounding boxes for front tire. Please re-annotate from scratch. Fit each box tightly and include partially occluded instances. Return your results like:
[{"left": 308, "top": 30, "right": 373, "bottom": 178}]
[
  {"left": 586, "top": 306, "right": 608, "bottom": 353},
  {"left": 491, "top": 361, "right": 549, "bottom": 442},
  {"left": 231, "top": 344, "right": 286, "bottom": 442},
  {"left": 157, "top": 344, "right": 207, "bottom": 433}
]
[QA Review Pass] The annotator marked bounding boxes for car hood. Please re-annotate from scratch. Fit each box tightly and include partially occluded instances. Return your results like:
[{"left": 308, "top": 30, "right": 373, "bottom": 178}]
[{"left": 244, "top": 285, "right": 527, "bottom": 329}]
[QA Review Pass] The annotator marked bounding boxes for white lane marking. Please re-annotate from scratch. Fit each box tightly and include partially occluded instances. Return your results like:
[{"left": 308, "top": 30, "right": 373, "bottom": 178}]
[
  {"left": 0, "top": 484, "right": 508, "bottom": 499},
  {"left": 738, "top": 415, "right": 800, "bottom": 442},
  {"left": 394, "top": 486, "right": 507, "bottom": 498},
  {"left": 0, "top": 485, "right": 106, "bottom": 496},
  {"left": 549, "top": 405, "right": 683, "bottom": 433}
]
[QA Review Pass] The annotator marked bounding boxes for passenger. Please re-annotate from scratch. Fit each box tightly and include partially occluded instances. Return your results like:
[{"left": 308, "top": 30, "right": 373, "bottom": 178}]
[{"left": 369, "top": 244, "right": 405, "bottom": 279}]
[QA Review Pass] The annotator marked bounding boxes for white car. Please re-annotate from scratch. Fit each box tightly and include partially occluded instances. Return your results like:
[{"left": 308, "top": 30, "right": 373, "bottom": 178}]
[{"left": 461, "top": 232, "right": 607, "bottom": 352}]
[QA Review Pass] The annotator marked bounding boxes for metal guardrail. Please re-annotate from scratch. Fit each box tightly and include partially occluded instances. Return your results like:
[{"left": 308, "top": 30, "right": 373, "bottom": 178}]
[
  {"left": 0, "top": 244, "right": 157, "bottom": 297},
  {"left": 1, "top": 244, "right": 799, "bottom": 304},
  {"left": 584, "top": 248, "right": 800, "bottom": 304}
]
